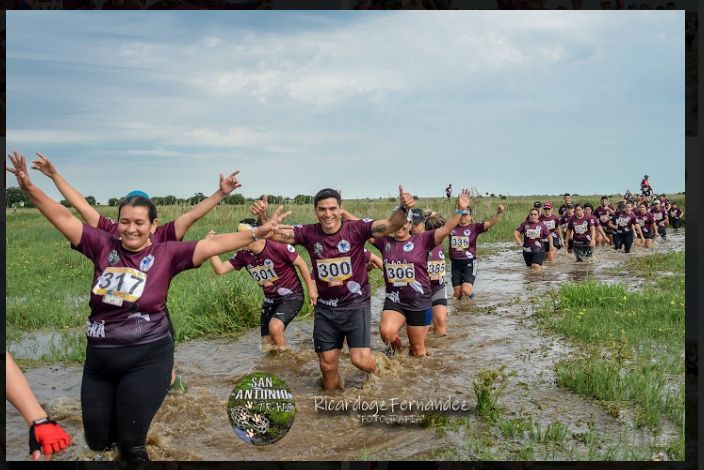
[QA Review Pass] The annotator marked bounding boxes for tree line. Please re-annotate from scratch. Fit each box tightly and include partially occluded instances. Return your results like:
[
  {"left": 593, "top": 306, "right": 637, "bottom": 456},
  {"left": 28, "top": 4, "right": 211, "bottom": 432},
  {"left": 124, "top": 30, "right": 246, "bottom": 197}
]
[{"left": 5, "top": 187, "right": 314, "bottom": 208}]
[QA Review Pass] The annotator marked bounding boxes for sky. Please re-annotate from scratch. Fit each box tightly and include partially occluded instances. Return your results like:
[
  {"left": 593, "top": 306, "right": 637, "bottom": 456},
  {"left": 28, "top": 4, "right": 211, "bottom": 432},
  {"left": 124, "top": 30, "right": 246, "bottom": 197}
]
[{"left": 5, "top": 11, "right": 684, "bottom": 203}]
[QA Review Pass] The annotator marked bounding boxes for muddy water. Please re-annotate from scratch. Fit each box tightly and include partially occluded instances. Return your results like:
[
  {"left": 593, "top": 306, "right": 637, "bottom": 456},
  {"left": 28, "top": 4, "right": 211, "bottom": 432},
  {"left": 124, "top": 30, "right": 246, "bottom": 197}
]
[{"left": 5, "top": 233, "right": 685, "bottom": 461}]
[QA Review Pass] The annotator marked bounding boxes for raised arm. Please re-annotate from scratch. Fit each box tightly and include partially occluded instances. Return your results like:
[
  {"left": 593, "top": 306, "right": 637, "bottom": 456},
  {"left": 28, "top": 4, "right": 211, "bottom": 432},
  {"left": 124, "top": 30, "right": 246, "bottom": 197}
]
[
  {"left": 205, "top": 231, "right": 237, "bottom": 275},
  {"left": 589, "top": 225, "right": 596, "bottom": 247},
  {"left": 292, "top": 254, "right": 318, "bottom": 306},
  {"left": 8, "top": 152, "right": 83, "bottom": 246},
  {"left": 173, "top": 170, "right": 241, "bottom": 240},
  {"left": 483, "top": 204, "right": 505, "bottom": 231},
  {"left": 31, "top": 152, "right": 100, "bottom": 227},
  {"left": 433, "top": 188, "right": 471, "bottom": 246},
  {"left": 192, "top": 206, "right": 290, "bottom": 265},
  {"left": 370, "top": 185, "right": 416, "bottom": 237},
  {"left": 250, "top": 194, "right": 269, "bottom": 225}
]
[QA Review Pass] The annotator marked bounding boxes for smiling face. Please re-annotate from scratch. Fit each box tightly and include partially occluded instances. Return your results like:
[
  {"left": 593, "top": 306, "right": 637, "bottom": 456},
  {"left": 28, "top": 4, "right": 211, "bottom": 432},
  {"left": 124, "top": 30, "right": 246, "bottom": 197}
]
[
  {"left": 118, "top": 205, "right": 156, "bottom": 251},
  {"left": 574, "top": 206, "right": 584, "bottom": 218},
  {"left": 315, "top": 197, "right": 343, "bottom": 234}
]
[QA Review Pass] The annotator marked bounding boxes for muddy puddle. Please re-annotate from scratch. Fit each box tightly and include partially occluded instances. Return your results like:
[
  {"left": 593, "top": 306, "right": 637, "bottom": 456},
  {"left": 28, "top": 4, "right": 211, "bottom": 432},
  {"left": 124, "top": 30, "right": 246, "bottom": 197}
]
[{"left": 5, "top": 232, "right": 685, "bottom": 461}]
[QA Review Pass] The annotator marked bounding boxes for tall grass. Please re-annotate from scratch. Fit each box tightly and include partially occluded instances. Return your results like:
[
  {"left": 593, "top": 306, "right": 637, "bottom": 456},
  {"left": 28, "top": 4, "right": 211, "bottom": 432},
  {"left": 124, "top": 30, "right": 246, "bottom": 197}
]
[{"left": 535, "top": 252, "right": 684, "bottom": 458}]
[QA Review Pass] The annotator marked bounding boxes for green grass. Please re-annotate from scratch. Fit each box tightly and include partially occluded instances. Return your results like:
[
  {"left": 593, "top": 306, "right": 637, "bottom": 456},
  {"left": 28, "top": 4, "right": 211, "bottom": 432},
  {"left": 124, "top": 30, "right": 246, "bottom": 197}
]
[{"left": 534, "top": 251, "right": 684, "bottom": 459}]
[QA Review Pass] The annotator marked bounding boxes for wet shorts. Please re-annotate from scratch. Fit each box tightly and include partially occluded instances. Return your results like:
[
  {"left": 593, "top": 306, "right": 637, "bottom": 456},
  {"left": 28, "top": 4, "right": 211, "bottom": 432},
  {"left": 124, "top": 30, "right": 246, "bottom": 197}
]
[
  {"left": 313, "top": 303, "right": 371, "bottom": 352},
  {"left": 642, "top": 231, "right": 655, "bottom": 240},
  {"left": 260, "top": 296, "right": 304, "bottom": 336},
  {"left": 451, "top": 259, "right": 477, "bottom": 287},
  {"left": 382, "top": 299, "right": 433, "bottom": 327},
  {"left": 430, "top": 284, "right": 448, "bottom": 307},
  {"left": 523, "top": 250, "right": 545, "bottom": 267}
]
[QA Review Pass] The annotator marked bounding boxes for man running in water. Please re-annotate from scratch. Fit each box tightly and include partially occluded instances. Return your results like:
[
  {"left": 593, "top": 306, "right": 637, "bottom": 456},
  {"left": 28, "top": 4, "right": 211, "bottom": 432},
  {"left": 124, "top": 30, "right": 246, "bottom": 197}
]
[{"left": 252, "top": 186, "right": 415, "bottom": 390}]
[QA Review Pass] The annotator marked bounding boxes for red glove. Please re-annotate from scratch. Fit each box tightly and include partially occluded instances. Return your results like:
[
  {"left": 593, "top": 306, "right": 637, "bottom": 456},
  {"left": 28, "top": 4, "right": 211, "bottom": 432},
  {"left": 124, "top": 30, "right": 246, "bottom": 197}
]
[{"left": 29, "top": 418, "right": 71, "bottom": 458}]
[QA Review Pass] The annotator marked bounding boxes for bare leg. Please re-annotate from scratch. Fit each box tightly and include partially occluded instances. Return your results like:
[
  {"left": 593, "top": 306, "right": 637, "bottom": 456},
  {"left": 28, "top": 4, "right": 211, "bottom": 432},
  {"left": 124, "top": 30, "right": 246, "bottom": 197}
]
[{"left": 317, "top": 349, "right": 342, "bottom": 390}]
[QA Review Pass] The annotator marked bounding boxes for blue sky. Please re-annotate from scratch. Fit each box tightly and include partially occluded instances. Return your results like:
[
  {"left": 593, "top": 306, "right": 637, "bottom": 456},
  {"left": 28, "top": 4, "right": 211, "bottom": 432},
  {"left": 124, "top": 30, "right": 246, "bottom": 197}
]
[{"left": 5, "top": 11, "right": 684, "bottom": 203}]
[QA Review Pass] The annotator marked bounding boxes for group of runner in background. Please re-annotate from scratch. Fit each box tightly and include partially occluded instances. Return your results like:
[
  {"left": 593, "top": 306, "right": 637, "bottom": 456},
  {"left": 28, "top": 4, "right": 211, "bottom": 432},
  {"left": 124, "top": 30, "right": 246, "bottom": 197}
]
[{"left": 514, "top": 177, "right": 682, "bottom": 272}]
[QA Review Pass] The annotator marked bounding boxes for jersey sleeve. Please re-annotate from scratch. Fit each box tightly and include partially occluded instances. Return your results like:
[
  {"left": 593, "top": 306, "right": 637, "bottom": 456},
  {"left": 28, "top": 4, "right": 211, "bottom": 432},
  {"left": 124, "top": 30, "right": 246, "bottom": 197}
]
[
  {"left": 154, "top": 221, "right": 179, "bottom": 242},
  {"left": 353, "top": 219, "right": 374, "bottom": 242},
  {"left": 71, "top": 224, "right": 111, "bottom": 261},
  {"left": 423, "top": 230, "right": 437, "bottom": 250},
  {"left": 474, "top": 222, "right": 487, "bottom": 235},
  {"left": 229, "top": 251, "right": 245, "bottom": 270},
  {"left": 370, "top": 235, "right": 385, "bottom": 252},
  {"left": 96, "top": 214, "right": 119, "bottom": 236},
  {"left": 517, "top": 222, "right": 526, "bottom": 234},
  {"left": 292, "top": 224, "right": 307, "bottom": 246},
  {"left": 166, "top": 240, "right": 199, "bottom": 273}
]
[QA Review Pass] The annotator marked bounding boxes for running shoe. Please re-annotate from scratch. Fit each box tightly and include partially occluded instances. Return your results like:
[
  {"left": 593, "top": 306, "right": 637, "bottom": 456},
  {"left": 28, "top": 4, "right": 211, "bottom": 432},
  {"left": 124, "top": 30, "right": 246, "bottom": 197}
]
[{"left": 168, "top": 375, "right": 188, "bottom": 394}]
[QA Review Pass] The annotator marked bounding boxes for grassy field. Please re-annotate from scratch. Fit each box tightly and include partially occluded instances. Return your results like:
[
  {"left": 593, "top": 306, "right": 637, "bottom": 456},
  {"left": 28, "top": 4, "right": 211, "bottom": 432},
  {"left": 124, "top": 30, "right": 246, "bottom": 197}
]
[
  {"left": 5, "top": 193, "right": 685, "bottom": 364},
  {"left": 534, "top": 251, "right": 685, "bottom": 459}
]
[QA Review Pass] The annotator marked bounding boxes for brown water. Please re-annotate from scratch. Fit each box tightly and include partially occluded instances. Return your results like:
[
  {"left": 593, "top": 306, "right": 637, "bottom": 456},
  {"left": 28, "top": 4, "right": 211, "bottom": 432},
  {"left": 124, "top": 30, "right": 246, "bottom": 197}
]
[{"left": 5, "top": 232, "right": 685, "bottom": 461}]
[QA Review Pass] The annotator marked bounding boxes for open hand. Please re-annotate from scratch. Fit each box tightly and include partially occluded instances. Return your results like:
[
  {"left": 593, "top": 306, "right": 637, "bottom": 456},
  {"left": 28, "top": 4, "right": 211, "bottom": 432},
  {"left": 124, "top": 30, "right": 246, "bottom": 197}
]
[{"left": 219, "top": 170, "right": 241, "bottom": 195}]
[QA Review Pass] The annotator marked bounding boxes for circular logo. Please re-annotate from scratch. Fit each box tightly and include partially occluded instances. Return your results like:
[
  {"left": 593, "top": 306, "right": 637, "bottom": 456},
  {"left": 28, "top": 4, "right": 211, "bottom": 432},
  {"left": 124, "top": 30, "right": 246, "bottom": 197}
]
[{"left": 227, "top": 372, "right": 296, "bottom": 445}]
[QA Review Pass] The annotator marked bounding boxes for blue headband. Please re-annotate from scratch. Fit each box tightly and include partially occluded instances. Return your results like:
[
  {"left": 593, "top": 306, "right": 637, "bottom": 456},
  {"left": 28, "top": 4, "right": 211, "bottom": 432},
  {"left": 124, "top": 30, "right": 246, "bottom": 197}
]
[{"left": 126, "top": 190, "right": 150, "bottom": 199}]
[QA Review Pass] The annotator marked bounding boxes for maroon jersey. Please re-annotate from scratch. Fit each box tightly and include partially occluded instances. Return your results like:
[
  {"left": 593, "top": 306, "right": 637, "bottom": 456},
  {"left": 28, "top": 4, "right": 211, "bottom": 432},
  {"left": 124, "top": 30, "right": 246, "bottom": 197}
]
[
  {"left": 568, "top": 215, "right": 595, "bottom": 245},
  {"left": 636, "top": 211, "right": 656, "bottom": 235},
  {"left": 594, "top": 206, "right": 614, "bottom": 227},
  {"left": 427, "top": 244, "right": 447, "bottom": 293},
  {"left": 517, "top": 221, "right": 550, "bottom": 253},
  {"left": 72, "top": 225, "right": 198, "bottom": 347},
  {"left": 372, "top": 230, "right": 437, "bottom": 310},
  {"left": 558, "top": 204, "right": 571, "bottom": 217},
  {"left": 613, "top": 211, "right": 638, "bottom": 234},
  {"left": 229, "top": 241, "right": 303, "bottom": 303},
  {"left": 98, "top": 214, "right": 178, "bottom": 243},
  {"left": 559, "top": 214, "right": 573, "bottom": 234},
  {"left": 539, "top": 214, "right": 560, "bottom": 234},
  {"left": 449, "top": 223, "right": 486, "bottom": 260},
  {"left": 669, "top": 207, "right": 682, "bottom": 219},
  {"left": 650, "top": 207, "right": 668, "bottom": 225},
  {"left": 293, "top": 219, "right": 373, "bottom": 308}
]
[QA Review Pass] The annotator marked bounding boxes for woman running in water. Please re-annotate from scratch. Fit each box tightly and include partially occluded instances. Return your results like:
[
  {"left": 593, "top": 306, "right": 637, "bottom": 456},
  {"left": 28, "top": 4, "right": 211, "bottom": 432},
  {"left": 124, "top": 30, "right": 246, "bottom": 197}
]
[
  {"left": 635, "top": 202, "right": 658, "bottom": 249},
  {"left": 7, "top": 152, "right": 285, "bottom": 462},
  {"left": 539, "top": 201, "right": 562, "bottom": 262},
  {"left": 409, "top": 209, "right": 450, "bottom": 337},
  {"left": 609, "top": 201, "right": 644, "bottom": 253},
  {"left": 207, "top": 219, "right": 317, "bottom": 351},
  {"left": 374, "top": 190, "right": 471, "bottom": 357},
  {"left": 566, "top": 204, "right": 596, "bottom": 262},
  {"left": 515, "top": 208, "right": 552, "bottom": 272}
]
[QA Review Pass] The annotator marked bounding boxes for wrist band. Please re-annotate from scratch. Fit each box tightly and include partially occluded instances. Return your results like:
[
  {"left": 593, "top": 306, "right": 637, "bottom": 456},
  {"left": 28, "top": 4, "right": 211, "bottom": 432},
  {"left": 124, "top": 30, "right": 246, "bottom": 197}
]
[
  {"left": 251, "top": 228, "right": 258, "bottom": 240},
  {"left": 32, "top": 417, "right": 51, "bottom": 426}
]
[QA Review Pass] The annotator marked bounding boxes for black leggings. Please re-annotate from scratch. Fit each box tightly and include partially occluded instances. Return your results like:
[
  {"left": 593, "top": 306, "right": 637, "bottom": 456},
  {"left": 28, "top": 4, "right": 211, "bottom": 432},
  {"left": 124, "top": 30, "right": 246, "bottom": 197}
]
[
  {"left": 614, "top": 231, "right": 634, "bottom": 253},
  {"left": 81, "top": 335, "right": 174, "bottom": 462}
]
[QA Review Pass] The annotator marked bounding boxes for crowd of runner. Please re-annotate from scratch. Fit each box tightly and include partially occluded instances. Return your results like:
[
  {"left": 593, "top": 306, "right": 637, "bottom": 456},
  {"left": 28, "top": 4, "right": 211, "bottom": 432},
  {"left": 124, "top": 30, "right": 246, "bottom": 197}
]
[{"left": 6, "top": 152, "right": 684, "bottom": 462}]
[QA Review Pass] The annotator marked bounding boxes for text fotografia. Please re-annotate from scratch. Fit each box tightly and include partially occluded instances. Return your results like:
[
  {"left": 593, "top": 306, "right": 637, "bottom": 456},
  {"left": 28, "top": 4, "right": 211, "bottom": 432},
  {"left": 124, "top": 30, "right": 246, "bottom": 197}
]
[{"left": 312, "top": 395, "right": 472, "bottom": 415}]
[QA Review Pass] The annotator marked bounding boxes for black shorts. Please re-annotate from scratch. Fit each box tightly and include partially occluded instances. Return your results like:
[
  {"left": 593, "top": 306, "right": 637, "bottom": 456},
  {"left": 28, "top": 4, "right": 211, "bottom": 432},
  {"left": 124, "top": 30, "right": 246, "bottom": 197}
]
[
  {"left": 382, "top": 300, "right": 433, "bottom": 327},
  {"left": 567, "top": 239, "right": 574, "bottom": 250},
  {"left": 672, "top": 218, "right": 681, "bottom": 229},
  {"left": 643, "top": 231, "right": 655, "bottom": 240},
  {"left": 260, "top": 296, "right": 304, "bottom": 336},
  {"left": 603, "top": 226, "right": 615, "bottom": 235},
  {"left": 450, "top": 259, "right": 477, "bottom": 287},
  {"left": 523, "top": 250, "right": 545, "bottom": 267},
  {"left": 313, "top": 303, "right": 371, "bottom": 352},
  {"left": 431, "top": 285, "right": 448, "bottom": 307}
]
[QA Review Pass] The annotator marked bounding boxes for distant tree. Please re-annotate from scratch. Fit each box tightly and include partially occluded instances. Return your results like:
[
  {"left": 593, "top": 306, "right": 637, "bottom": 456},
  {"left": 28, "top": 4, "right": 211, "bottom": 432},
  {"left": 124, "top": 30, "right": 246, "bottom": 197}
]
[
  {"left": 108, "top": 197, "right": 120, "bottom": 207},
  {"left": 294, "top": 194, "right": 313, "bottom": 205},
  {"left": 177, "top": 198, "right": 187, "bottom": 205},
  {"left": 5, "top": 187, "right": 26, "bottom": 208},
  {"left": 189, "top": 192, "right": 206, "bottom": 205},
  {"left": 490, "top": 193, "right": 496, "bottom": 198},
  {"left": 224, "top": 194, "right": 245, "bottom": 205},
  {"left": 500, "top": 195, "right": 507, "bottom": 200},
  {"left": 86, "top": 195, "right": 97, "bottom": 206},
  {"left": 163, "top": 195, "right": 177, "bottom": 205},
  {"left": 60, "top": 200, "right": 72, "bottom": 207}
]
